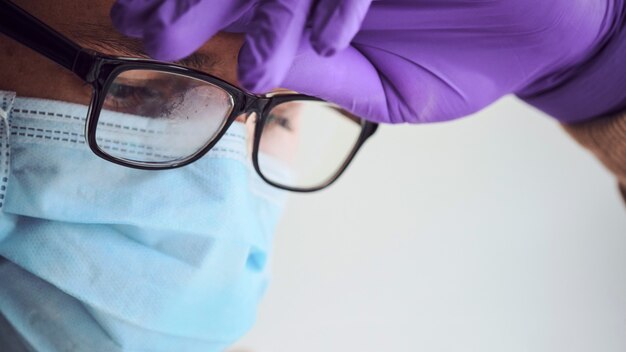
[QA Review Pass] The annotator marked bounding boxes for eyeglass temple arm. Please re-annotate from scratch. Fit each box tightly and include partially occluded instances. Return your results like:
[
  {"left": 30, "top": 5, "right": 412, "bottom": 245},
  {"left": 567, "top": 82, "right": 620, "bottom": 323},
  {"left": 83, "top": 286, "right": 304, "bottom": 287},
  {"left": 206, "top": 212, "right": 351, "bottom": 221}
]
[{"left": 0, "top": 0, "right": 86, "bottom": 75}]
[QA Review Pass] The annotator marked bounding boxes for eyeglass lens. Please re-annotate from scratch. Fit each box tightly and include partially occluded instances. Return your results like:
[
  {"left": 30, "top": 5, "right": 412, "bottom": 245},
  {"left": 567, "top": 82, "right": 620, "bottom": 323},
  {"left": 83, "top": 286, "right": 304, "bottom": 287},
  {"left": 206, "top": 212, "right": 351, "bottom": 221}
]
[
  {"left": 96, "top": 69, "right": 234, "bottom": 164},
  {"left": 257, "top": 101, "right": 363, "bottom": 189}
]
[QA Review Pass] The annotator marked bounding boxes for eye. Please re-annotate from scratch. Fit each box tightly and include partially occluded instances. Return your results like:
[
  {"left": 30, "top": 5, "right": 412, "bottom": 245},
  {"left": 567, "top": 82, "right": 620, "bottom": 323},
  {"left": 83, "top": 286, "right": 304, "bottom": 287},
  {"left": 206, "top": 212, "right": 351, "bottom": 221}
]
[
  {"left": 265, "top": 113, "right": 294, "bottom": 131},
  {"left": 105, "top": 83, "right": 162, "bottom": 109}
]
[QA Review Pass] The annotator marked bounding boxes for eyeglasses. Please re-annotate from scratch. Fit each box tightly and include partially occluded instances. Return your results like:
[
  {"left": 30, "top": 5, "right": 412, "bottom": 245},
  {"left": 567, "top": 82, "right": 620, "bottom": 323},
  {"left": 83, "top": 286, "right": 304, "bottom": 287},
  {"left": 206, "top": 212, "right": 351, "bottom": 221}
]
[{"left": 0, "top": 0, "right": 378, "bottom": 192}]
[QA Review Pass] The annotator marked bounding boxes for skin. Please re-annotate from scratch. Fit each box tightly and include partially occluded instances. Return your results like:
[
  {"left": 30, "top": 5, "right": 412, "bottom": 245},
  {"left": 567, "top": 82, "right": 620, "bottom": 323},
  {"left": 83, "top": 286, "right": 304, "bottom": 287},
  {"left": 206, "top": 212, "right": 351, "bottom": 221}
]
[{"left": 0, "top": 0, "right": 245, "bottom": 103}]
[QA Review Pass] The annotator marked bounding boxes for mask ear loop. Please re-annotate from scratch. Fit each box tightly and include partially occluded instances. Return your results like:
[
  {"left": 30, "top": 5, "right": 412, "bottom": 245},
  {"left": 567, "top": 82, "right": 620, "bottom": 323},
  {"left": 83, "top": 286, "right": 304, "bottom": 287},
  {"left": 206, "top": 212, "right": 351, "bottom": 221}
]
[{"left": 0, "top": 92, "right": 16, "bottom": 211}]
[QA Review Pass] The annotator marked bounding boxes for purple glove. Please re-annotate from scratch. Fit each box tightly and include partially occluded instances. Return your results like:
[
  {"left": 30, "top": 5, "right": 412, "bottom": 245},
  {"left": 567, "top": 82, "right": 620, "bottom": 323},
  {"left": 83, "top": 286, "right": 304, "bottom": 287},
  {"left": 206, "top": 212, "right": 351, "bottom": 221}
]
[
  {"left": 110, "top": 0, "right": 373, "bottom": 92},
  {"left": 111, "top": 0, "right": 626, "bottom": 124}
]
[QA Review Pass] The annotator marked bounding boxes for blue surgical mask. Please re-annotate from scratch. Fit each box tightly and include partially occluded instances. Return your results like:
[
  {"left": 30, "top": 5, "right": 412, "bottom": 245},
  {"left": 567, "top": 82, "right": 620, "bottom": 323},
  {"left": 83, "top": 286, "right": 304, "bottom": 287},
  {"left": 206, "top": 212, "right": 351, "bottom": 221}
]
[{"left": 0, "top": 90, "right": 288, "bottom": 351}]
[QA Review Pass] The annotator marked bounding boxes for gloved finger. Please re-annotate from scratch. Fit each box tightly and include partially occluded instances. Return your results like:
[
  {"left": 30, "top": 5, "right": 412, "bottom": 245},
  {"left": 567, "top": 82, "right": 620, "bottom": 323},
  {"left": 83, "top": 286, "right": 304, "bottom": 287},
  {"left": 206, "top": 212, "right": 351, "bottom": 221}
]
[
  {"left": 238, "top": 0, "right": 314, "bottom": 93},
  {"left": 223, "top": 4, "right": 261, "bottom": 33},
  {"left": 111, "top": 0, "right": 252, "bottom": 62},
  {"left": 110, "top": 0, "right": 160, "bottom": 38},
  {"left": 281, "top": 29, "right": 487, "bottom": 124},
  {"left": 279, "top": 32, "right": 390, "bottom": 123},
  {"left": 310, "top": 0, "right": 373, "bottom": 57}
]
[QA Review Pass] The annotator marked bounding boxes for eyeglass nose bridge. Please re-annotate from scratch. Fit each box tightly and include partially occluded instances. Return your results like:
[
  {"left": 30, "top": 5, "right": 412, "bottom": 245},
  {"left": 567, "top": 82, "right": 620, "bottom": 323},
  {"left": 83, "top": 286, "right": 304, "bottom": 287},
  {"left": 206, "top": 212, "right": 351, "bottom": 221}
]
[{"left": 241, "top": 94, "right": 271, "bottom": 120}]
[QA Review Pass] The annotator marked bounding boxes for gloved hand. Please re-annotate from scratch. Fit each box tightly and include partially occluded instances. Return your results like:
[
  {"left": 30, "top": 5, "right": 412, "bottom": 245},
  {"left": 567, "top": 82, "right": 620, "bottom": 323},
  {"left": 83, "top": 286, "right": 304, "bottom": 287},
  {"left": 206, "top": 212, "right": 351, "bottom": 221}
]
[
  {"left": 111, "top": 0, "right": 626, "bottom": 124},
  {"left": 110, "top": 0, "right": 373, "bottom": 93}
]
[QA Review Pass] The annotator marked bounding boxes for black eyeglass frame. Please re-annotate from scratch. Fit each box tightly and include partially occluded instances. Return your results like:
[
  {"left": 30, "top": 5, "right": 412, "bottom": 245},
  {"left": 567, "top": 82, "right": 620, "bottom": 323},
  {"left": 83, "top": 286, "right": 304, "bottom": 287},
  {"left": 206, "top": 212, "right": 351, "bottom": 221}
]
[{"left": 0, "top": 0, "right": 378, "bottom": 192}]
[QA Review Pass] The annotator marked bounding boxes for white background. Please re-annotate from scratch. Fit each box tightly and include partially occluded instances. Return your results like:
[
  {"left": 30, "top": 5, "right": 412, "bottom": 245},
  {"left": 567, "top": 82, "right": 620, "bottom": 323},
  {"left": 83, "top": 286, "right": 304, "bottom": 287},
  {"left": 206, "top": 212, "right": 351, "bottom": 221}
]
[{"left": 232, "top": 97, "right": 626, "bottom": 352}]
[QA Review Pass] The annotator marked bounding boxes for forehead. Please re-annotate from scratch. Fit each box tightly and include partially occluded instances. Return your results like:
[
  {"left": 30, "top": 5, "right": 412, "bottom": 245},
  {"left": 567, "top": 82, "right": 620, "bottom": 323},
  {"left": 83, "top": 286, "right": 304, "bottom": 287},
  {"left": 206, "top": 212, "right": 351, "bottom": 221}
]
[
  {"left": 15, "top": 0, "right": 113, "bottom": 27},
  {"left": 13, "top": 0, "right": 244, "bottom": 85}
]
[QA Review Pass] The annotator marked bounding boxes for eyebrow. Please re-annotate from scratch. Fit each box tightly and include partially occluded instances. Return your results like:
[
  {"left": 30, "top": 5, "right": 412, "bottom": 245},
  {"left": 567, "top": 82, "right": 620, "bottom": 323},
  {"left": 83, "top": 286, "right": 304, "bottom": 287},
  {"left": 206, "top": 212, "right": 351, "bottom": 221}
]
[{"left": 64, "top": 22, "right": 221, "bottom": 71}]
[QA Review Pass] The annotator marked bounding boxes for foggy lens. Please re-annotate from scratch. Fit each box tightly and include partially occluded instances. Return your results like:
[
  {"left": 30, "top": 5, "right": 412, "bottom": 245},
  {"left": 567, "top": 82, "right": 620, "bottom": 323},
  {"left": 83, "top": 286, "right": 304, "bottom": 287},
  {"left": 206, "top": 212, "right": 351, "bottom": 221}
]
[{"left": 95, "top": 69, "right": 234, "bottom": 164}]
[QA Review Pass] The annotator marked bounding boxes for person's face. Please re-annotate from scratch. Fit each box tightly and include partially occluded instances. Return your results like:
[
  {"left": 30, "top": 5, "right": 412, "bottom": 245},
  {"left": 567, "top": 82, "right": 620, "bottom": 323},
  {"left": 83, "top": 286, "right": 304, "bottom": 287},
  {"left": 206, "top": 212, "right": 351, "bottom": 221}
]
[
  {"left": 0, "top": 2, "right": 370, "bottom": 348},
  {"left": 0, "top": 3, "right": 294, "bottom": 349},
  {"left": 0, "top": 0, "right": 245, "bottom": 104}
]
